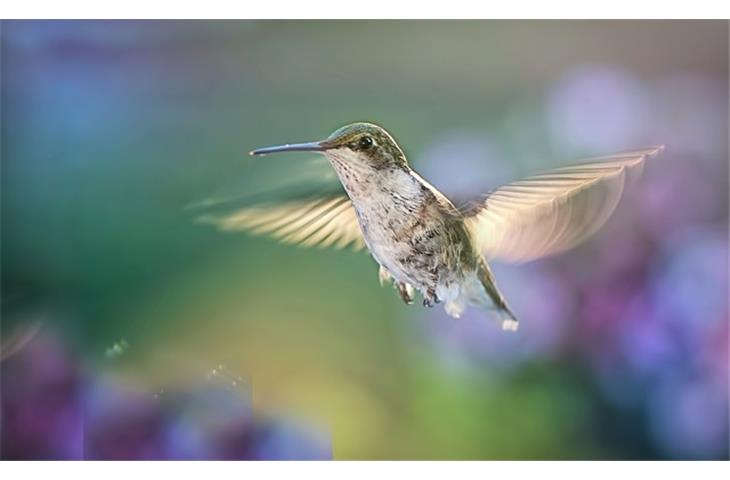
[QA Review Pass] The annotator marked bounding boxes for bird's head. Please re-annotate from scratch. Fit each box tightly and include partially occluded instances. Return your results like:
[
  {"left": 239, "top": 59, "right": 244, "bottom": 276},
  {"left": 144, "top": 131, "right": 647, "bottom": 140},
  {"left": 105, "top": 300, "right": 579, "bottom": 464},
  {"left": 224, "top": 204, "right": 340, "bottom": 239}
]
[{"left": 250, "top": 122, "right": 408, "bottom": 172}]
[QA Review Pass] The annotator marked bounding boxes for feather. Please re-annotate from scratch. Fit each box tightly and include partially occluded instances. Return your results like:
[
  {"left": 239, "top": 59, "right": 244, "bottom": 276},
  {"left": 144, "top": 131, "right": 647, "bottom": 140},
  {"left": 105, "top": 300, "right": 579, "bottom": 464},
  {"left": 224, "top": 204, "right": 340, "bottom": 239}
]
[
  {"left": 463, "top": 146, "right": 664, "bottom": 263},
  {"left": 196, "top": 193, "right": 365, "bottom": 251}
]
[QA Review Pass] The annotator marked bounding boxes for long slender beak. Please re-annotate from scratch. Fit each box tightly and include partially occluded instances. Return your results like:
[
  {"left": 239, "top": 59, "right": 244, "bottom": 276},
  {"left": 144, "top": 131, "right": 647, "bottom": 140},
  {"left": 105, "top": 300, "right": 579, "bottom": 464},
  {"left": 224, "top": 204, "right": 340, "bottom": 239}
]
[{"left": 249, "top": 141, "right": 325, "bottom": 156}]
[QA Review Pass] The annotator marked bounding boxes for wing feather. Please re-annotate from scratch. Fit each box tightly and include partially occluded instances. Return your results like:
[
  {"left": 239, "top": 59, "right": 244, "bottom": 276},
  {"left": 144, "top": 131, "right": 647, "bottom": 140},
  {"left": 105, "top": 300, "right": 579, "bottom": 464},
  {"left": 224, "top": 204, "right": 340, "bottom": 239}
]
[
  {"left": 197, "top": 194, "right": 365, "bottom": 251},
  {"left": 463, "top": 146, "right": 663, "bottom": 263}
]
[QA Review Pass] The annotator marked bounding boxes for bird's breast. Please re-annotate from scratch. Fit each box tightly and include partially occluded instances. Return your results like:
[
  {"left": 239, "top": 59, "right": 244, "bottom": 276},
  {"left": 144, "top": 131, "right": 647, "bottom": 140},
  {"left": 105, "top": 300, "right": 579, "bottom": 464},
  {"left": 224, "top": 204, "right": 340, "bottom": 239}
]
[
  {"left": 355, "top": 190, "right": 465, "bottom": 288},
  {"left": 333, "top": 165, "right": 473, "bottom": 287}
]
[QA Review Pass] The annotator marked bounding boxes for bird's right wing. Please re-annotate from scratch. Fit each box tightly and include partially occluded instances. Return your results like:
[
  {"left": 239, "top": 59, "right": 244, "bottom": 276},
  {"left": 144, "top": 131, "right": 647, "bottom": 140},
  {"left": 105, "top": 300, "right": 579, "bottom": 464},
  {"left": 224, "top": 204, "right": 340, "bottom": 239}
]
[{"left": 196, "top": 193, "right": 366, "bottom": 251}]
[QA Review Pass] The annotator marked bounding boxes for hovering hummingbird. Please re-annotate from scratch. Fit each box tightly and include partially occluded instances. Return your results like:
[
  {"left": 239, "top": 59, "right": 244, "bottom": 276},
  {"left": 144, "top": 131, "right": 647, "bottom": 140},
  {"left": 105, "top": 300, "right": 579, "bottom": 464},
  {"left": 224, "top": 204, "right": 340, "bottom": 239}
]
[{"left": 200, "top": 123, "right": 662, "bottom": 331}]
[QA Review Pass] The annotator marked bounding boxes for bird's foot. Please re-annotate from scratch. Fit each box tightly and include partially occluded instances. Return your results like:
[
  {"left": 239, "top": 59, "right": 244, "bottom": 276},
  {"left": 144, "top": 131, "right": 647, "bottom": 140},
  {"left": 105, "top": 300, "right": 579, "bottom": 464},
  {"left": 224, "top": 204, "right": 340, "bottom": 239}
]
[
  {"left": 422, "top": 288, "right": 440, "bottom": 308},
  {"left": 395, "top": 282, "right": 414, "bottom": 305},
  {"left": 378, "top": 265, "right": 392, "bottom": 286}
]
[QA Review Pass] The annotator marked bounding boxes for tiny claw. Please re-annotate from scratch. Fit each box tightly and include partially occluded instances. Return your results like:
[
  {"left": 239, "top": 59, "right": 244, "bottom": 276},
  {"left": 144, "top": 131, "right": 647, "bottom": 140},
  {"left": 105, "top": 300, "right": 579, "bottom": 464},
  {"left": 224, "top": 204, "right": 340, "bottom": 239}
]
[
  {"left": 423, "top": 288, "right": 439, "bottom": 308},
  {"left": 396, "top": 282, "right": 414, "bottom": 305}
]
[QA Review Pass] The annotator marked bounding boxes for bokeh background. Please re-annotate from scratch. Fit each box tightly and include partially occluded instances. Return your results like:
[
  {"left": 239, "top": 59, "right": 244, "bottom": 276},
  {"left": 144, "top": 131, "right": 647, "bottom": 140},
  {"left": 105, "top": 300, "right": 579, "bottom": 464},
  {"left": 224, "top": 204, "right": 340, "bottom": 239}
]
[{"left": 1, "top": 20, "right": 728, "bottom": 460}]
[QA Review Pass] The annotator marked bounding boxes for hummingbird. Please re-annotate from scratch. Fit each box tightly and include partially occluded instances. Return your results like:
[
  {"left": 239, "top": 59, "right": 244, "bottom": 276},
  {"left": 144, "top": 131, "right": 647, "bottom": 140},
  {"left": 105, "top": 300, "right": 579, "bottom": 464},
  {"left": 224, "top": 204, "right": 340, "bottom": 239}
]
[{"left": 200, "top": 122, "right": 662, "bottom": 331}]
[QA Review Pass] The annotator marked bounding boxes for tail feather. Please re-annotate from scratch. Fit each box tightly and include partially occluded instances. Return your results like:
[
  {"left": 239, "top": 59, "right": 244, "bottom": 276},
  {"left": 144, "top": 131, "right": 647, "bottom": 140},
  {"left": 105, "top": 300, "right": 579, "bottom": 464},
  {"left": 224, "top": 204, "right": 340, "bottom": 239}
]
[{"left": 476, "top": 258, "right": 519, "bottom": 331}]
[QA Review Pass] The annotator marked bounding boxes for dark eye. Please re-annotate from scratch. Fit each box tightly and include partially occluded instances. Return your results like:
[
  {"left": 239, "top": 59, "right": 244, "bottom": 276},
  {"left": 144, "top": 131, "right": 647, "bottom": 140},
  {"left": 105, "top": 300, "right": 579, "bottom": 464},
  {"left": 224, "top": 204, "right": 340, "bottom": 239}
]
[{"left": 358, "top": 136, "right": 373, "bottom": 149}]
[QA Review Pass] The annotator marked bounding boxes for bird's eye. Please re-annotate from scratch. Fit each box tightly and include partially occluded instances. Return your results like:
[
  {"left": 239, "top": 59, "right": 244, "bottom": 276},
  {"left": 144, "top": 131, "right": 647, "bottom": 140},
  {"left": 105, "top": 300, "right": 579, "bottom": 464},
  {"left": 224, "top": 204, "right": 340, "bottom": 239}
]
[{"left": 358, "top": 136, "right": 374, "bottom": 149}]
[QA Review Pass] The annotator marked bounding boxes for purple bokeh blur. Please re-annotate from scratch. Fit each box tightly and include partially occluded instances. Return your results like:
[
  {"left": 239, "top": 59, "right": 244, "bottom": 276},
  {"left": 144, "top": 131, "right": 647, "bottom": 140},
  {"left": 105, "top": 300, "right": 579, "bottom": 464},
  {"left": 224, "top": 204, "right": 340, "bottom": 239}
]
[
  {"left": 1, "top": 330, "right": 331, "bottom": 460},
  {"left": 417, "top": 65, "right": 728, "bottom": 459},
  {"left": 1, "top": 20, "right": 727, "bottom": 460}
]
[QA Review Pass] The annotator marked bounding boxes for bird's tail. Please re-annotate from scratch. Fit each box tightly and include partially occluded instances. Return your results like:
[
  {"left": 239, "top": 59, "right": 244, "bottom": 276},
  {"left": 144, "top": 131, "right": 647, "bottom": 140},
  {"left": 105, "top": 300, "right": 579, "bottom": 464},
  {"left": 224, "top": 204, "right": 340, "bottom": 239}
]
[{"left": 476, "top": 258, "right": 519, "bottom": 331}]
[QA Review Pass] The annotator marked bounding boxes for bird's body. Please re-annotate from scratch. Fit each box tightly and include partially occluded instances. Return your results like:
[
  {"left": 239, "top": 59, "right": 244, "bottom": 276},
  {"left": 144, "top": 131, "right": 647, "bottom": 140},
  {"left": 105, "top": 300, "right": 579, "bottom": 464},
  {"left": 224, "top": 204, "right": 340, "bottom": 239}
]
[
  {"left": 328, "top": 145, "right": 513, "bottom": 324},
  {"left": 200, "top": 122, "right": 663, "bottom": 331}
]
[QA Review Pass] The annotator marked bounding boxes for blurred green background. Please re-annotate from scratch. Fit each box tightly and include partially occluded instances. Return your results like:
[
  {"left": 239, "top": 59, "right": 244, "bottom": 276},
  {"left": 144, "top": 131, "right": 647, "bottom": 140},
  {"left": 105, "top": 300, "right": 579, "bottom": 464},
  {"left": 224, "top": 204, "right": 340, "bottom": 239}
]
[{"left": 1, "top": 20, "right": 728, "bottom": 459}]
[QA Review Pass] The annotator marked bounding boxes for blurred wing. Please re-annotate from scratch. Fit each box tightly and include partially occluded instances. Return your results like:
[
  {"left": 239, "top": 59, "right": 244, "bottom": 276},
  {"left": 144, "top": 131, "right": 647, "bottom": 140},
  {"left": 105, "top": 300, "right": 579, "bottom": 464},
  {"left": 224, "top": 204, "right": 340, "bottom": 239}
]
[
  {"left": 0, "top": 321, "right": 42, "bottom": 362},
  {"left": 463, "top": 146, "right": 663, "bottom": 263},
  {"left": 197, "top": 193, "right": 366, "bottom": 251}
]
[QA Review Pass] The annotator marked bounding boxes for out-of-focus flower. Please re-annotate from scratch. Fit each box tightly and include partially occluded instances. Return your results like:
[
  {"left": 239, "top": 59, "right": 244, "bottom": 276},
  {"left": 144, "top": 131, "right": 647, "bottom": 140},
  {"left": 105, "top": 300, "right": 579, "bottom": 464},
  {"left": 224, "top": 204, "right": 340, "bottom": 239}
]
[
  {"left": 0, "top": 329, "right": 84, "bottom": 459},
  {"left": 636, "top": 159, "right": 724, "bottom": 238},
  {"left": 578, "top": 225, "right": 728, "bottom": 457},
  {"left": 240, "top": 417, "right": 332, "bottom": 460},
  {"left": 546, "top": 65, "right": 652, "bottom": 153},
  {"left": 648, "top": 373, "right": 729, "bottom": 459},
  {"left": 1, "top": 330, "right": 332, "bottom": 460},
  {"left": 650, "top": 228, "right": 728, "bottom": 341},
  {"left": 163, "top": 381, "right": 253, "bottom": 460},
  {"left": 84, "top": 376, "right": 167, "bottom": 460},
  {"left": 653, "top": 74, "right": 728, "bottom": 162},
  {"left": 418, "top": 132, "right": 513, "bottom": 198}
]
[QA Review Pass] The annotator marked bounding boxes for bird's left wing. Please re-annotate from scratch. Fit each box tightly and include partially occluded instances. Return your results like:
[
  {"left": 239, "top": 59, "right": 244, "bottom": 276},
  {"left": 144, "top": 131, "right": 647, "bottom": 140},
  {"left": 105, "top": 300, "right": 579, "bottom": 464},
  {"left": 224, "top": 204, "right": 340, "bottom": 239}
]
[
  {"left": 193, "top": 154, "right": 365, "bottom": 251},
  {"left": 462, "top": 146, "right": 663, "bottom": 263},
  {"left": 196, "top": 193, "right": 366, "bottom": 251}
]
